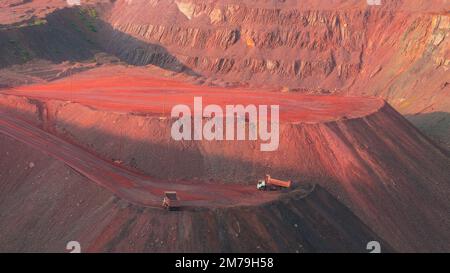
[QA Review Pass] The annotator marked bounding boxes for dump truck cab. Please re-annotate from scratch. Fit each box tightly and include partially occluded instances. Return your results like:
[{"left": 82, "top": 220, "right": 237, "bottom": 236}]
[
  {"left": 162, "top": 191, "right": 180, "bottom": 211},
  {"left": 257, "top": 179, "right": 267, "bottom": 190}
]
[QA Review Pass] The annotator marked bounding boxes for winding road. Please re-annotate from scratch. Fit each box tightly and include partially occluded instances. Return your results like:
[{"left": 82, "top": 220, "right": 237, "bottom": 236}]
[
  {"left": 0, "top": 111, "right": 283, "bottom": 208},
  {"left": 0, "top": 67, "right": 382, "bottom": 209}
]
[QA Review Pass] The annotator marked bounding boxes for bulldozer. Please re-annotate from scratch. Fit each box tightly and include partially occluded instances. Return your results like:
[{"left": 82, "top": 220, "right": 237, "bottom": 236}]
[{"left": 257, "top": 175, "right": 292, "bottom": 191}]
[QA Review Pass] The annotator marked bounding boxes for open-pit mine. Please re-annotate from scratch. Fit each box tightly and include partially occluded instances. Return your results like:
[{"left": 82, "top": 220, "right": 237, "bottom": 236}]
[{"left": 0, "top": 0, "right": 449, "bottom": 253}]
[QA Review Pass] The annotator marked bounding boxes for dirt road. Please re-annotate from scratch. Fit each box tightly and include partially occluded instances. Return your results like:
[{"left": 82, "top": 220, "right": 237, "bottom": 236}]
[
  {"left": 0, "top": 66, "right": 384, "bottom": 123},
  {"left": 0, "top": 111, "right": 286, "bottom": 208}
]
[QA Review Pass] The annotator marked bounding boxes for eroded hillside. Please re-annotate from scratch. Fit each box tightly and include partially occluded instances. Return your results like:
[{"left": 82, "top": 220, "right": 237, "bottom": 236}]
[
  {"left": 0, "top": 0, "right": 449, "bottom": 253},
  {"left": 0, "top": 0, "right": 448, "bottom": 146},
  {"left": 101, "top": 0, "right": 450, "bottom": 147}
]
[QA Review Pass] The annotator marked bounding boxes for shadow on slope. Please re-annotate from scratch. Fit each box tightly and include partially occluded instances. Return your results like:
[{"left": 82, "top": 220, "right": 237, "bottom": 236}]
[
  {"left": 0, "top": 7, "right": 199, "bottom": 76},
  {"left": 0, "top": 132, "right": 392, "bottom": 252},
  {"left": 0, "top": 98, "right": 449, "bottom": 252},
  {"left": 406, "top": 111, "right": 450, "bottom": 152}
]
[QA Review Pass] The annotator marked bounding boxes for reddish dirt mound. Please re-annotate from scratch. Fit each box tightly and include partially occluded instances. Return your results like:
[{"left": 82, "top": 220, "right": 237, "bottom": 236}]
[
  {"left": 0, "top": 0, "right": 448, "bottom": 254},
  {"left": 0, "top": 66, "right": 449, "bottom": 252},
  {"left": 0, "top": 133, "right": 390, "bottom": 252}
]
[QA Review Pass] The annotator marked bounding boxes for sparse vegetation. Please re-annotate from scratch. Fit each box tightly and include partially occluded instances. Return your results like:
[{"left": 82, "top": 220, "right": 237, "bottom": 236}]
[
  {"left": 7, "top": 17, "right": 47, "bottom": 29},
  {"left": 70, "top": 22, "right": 82, "bottom": 33},
  {"left": 78, "top": 8, "right": 98, "bottom": 32},
  {"left": 8, "top": 40, "right": 32, "bottom": 62},
  {"left": 87, "top": 23, "right": 97, "bottom": 33},
  {"left": 20, "top": 50, "right": 31, "bottom": 62},
  {"left": 86, "top": 8, "right": 98, "bottom": 19},
  {"left": 29, "top": 18, "right": 47, "bottom": 26}
]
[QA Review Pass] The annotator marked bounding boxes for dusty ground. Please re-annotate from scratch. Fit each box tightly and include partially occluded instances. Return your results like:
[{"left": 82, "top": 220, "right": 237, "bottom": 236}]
[
  {"left": 0, "top": 131, "right": 391, "bottom": 252},
  {"left": 0, "top": 0, "right": 449, "bottom": 253},
  {"left": 0, "top": 0, "right": 448, "bottom": 147},
  {"left": 0, "top": 66, "right": 449, "bottom": 252}
]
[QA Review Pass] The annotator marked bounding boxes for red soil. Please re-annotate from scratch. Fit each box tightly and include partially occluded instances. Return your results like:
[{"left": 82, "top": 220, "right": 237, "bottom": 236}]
[
  {"left": 0, "top": 66, "right": 384, "bottom": 209},
  {"left": 0, "top": 1, "right": 448, "bottom": 253},
  {"left": 0, "top": 66, "right": 449, "bottom": 252},
  {"left": 0, "top": 110, "right": 291, "bottom": 208},
  {"left": 0, "top": 131, "right": 390, "bottom": 252},
  {"left": 2, "top": 66, "right": 384, "bottom": 123}
]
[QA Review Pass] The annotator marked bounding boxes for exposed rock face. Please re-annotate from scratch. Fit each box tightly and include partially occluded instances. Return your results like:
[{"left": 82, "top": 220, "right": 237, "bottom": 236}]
[
  {"left": 102, "top": 1, "right": 448, "bottom": 88},
  {"left": 0, "top": 1, "right": 448, "bottom": 146},
  {"left": 0, "top": 0, "right": 448, "bottom": 253},
  {"left": 98, "top": 0, "right": 449, "bottom": 147}
]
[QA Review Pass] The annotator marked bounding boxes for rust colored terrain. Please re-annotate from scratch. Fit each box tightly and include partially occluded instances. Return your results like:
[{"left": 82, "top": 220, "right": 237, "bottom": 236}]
[
  {"left": 0, "top": 131, "right": 393, "bottom": 252},
  {"left": 0, "top": 0, "right": 449, "bottom": 253}
]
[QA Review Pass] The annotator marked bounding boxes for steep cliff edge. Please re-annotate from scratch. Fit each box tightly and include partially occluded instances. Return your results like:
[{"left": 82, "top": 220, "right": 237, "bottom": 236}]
[
  {"left": 0, "top": 1, "right": 448, "bottom": 146},
  {"left": 98, "top": 0, "right": 449, "bottom": 147}
]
